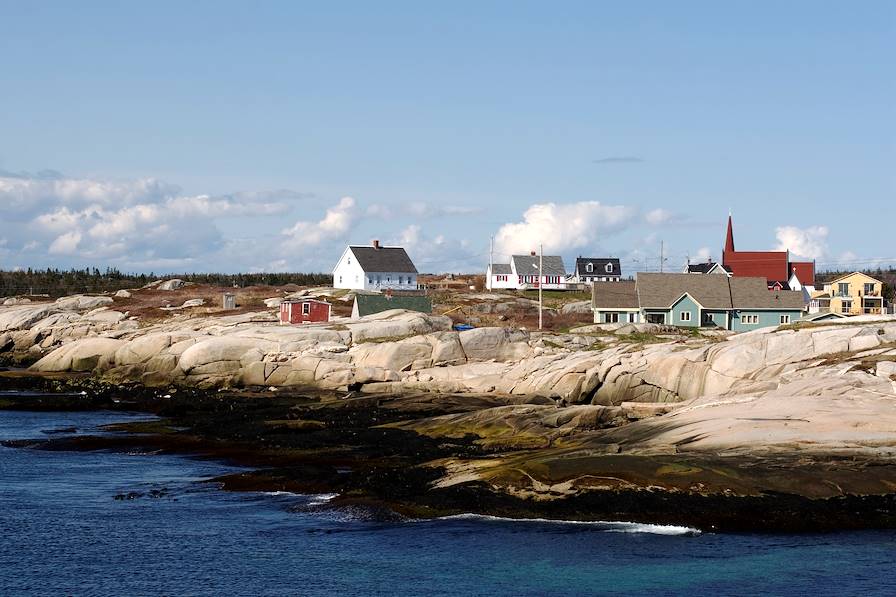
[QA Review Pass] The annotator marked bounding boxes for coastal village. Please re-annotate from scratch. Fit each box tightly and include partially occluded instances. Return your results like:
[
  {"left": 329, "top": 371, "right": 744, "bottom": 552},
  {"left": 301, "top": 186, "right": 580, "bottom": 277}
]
[{"left": 315, "top": 213, "right": 890, "bottom": 331}]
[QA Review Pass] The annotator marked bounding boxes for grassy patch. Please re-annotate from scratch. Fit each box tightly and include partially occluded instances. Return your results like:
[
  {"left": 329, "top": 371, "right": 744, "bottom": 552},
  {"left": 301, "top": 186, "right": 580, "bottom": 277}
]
[
  {"left": 615, "top": 332, "right": 669, "bottom": 345},
  {"left": 355, "top": 333, "right": 417, "bottom": 344}
]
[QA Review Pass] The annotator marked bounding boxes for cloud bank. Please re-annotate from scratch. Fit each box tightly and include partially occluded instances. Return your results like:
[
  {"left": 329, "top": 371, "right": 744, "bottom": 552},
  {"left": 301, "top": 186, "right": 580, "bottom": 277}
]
[
  {"left": 774, "top": 225, "right": 829, "bottom": 260},
  {"left": 494, "top": 201, "right": 636, "bottom": 257}
]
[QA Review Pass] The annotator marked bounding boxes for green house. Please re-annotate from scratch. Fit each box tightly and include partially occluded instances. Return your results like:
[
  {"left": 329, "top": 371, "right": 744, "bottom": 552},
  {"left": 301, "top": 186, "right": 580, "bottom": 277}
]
[
  {"left": 351, "top": 294, "right": 432, "bottom": 319},
  {"left": 592, "top": 273, "right": 804, "bottom": 331}
]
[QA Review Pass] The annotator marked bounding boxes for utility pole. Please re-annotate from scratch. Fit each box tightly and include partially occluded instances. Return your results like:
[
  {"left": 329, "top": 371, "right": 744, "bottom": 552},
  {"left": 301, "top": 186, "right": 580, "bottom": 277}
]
[
  {"left": 538, "top": 243, "right": 544, "bottom": 330},
  {"left": 488, "top": 236, "right": 494, "bottom": 292},
  {"left": 660, "top": 240, "right": 667, "bottom": 273}
]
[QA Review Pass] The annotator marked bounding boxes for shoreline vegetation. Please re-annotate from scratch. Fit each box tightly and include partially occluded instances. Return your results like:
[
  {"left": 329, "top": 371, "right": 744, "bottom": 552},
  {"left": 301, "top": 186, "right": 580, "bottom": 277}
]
[
  {"left": 3, "top": 283, "right": 896, "bottom": 532},
  {"left": 2, "top": 376, "right": 895, "bottom": 533}
]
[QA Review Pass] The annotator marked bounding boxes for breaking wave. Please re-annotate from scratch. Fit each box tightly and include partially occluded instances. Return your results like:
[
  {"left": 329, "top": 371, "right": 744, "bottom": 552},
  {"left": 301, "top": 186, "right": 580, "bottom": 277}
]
[{"left": 432, "top": 513, "right": 700, "bottom": 536}]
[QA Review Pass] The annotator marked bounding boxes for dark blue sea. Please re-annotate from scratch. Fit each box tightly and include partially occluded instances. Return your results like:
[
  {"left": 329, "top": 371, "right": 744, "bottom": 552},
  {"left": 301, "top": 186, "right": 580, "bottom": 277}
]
[{"left": 1, "top": 408, "right": 894, "bottom": 596}]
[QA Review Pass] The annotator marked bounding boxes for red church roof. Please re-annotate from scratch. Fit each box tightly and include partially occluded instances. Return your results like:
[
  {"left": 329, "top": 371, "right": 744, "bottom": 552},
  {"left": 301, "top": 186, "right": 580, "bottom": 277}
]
[
  {"left": 721, "top": 215, "right": 815, "bottom": 285},
  {"left": 790, "top": 261, "right": 815, "bottom": 286},
  {"left": 723, "top": 250, "right": 789, "bottom": 281}
]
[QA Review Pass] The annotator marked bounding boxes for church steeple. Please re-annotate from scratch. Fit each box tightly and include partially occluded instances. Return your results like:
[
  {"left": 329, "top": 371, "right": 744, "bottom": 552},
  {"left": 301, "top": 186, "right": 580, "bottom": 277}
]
[{"left": 724, "top": 213, "right": 735, "bottom": 253}]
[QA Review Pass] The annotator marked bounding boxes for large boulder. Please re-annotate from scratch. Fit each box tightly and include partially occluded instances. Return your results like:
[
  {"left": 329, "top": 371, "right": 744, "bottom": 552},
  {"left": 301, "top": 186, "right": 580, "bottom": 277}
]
[
  {"left": 158, "top": 279, "right": 185, "bottom": 291},
  {"left": 177, "top": 336, "right": 276, "bottom": 375},
  {"left": 459, "top": 327, "right": 531, "bottom": 362},
  {"left": 561, "top": 301, "right": 592, "bottom": 315},
  {"left": 31, "top": 337, "right": 126, "bottom": 372},
  {"left": 54, "top": 295, "right": 114, "bottom": 311}
]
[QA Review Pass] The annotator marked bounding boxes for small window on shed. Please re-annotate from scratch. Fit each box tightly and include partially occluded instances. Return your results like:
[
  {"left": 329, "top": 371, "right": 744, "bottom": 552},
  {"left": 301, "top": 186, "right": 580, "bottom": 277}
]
[{"left": 302, "top": 303, "right": 311, "bottom": 315}]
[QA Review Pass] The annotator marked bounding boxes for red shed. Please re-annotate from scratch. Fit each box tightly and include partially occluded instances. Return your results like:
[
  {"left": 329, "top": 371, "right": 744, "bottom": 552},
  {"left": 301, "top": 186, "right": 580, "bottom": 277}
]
[{"left": 279, "top": 299, "right": 331, "bottom": 325}]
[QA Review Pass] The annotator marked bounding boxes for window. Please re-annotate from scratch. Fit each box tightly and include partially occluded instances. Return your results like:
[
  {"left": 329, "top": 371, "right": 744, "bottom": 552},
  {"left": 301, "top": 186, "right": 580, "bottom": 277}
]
[
  {"left": 338, "top": 276, "right": 342, "bottom": 284},
  {"left": 779, "top": 314, "right": 790, "bottom": 324},
  {"left": 679, "top": 311, "right": 691, "bottom": 322},
  {"left": 586, "top": 263, "right": 594, "bottom": 273},
  {"left": 605, "top": 263, "right": 614, "bottom": 273},
  {"left": 864, "top": 283, "right": 876, "bottom": 295},
  {"left": 838, "top": 282, "right": 850, "bottom": 296},
  {"left": 841, "top": 301, "right": 851, "bottom": 314},
  {"left": 646, "top": 313, "right": 665, "bottom": 324},
  {"left": 347, "top": 257, "right": 351, "bottom": 265},
  {"left": 398, "top": 276, "right": 403, "bottom": 284},
  {"left": 368, "top": 277, "right": 373, "bottom": 284},
  {"left": 628, "top": 313, "right": 637, "bottom": 323},
  {"left": 302, "top": 303, "right": 311, "bottom": 315},
  {"left": 604, "top": 313, "right": 619, "bottom": 323},
  {"left": 705, "top": 313, "right": 715, "bottom": 322},
  {"left": 742, "top": 314, "right": 758, "bottom": 324}
]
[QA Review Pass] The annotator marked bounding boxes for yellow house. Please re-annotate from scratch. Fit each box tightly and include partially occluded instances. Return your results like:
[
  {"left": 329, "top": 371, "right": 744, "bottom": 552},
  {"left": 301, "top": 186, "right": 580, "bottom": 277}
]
[{"left": 815, "top": 272, "right": 884, "bottom": 316}]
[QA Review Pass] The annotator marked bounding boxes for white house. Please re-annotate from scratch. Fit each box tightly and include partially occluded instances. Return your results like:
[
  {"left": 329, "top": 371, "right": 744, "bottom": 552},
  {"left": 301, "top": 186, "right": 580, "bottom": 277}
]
[
  {"left": 333, "top": 240, "right": 418, "bottom": 291},
  {"left": 567, "top": 257, "right": 622, "bottom": 284},
  {"left": 486, "top": 254, "right": 569, "bottom": 291}
]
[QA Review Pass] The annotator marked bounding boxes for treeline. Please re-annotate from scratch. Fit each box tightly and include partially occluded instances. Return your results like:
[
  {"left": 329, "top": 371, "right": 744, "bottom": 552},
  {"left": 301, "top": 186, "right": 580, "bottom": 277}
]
[
  {"left": 0, "top": 268, "right": 331, "bottom": 297},
  {"left": 817, "top": 267, "right": 896, "bottom": 301}
]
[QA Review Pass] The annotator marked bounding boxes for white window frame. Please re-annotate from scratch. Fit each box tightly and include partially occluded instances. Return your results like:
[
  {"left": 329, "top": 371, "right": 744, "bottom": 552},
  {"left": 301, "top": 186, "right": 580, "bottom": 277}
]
[
  {"left": 779, "top": 314, "right": 790, "bottom": 324},
  {"left": 743, "top": 314, "right": 758, "bottom": 324},
  {"left": 605, "top": 263, "right": 613, "bottom": 273},
  {"left": 680, "top": 311, "right": 691, "bottom": 322},
  {"left": 605, "top": 312, "right": 619, "bottom": 323},
  {"left": 585, "top": 263, "right": 594, "bottom": 273},
  {"left": 302, "top": 303, "right": 311, "bottom": 315}
]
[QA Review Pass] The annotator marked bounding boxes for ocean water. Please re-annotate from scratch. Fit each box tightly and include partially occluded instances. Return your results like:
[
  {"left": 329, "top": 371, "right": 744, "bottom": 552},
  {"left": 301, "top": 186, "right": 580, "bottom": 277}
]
[{"left": 1, "top": 408, "right": 895, "bottom": 596}]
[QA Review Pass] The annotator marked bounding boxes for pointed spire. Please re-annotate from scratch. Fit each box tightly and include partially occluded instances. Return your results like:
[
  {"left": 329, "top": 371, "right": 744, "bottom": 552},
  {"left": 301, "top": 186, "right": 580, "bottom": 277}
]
[{"left": 724, "top": 213, "right": 735, "bottom": 253}]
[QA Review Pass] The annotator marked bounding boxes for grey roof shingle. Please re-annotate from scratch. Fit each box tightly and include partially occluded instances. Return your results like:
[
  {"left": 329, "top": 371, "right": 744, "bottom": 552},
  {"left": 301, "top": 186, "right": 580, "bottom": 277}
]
[
  {"left": 729, "top": 277, "right": 806, "bottom": 309},
  {"left": 511, "top": 254, "right": 566, "bottom": 276},
  {"left": 349, "top": 246, "right": 417, "bottom": 273},
  {"left": 490, "top": 263, "right": 512, "bottom": 275},
  {"left": 635, "top": 273, "right": 805, "bottom": 311},
  {"left": 686, "top": 262, "right": 732, "bottom": 274},
  {"left": 575, "top": 257, "right": 621, "bottom": 277},
  {"left": 637, "top": 273, "right": 735, "bottom": 309},
  {"left": 591, "top": 280, "right": 639, "bottom": 309}
]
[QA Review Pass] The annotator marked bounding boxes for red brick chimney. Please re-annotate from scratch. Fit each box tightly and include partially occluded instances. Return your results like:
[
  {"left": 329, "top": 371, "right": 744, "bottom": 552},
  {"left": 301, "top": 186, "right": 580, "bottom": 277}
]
[{"left": 373, "top": 239, "right": 380, "bottom": 250}]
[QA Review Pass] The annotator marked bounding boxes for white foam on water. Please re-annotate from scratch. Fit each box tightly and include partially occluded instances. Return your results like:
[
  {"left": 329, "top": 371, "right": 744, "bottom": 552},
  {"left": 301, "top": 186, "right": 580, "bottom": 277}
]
[
  {"left": 306, "top": 493, "right": 340, "bottom": 506},
  {"left": 431, "top": 513, "right": 701, "bottom": 536}
]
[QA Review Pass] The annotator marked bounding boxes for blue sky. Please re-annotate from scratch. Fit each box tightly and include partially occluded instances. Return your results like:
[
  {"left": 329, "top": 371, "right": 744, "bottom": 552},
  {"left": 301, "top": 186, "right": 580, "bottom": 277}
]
[{"left": 1, "top": 1, "right": 893, "bottom": 274}]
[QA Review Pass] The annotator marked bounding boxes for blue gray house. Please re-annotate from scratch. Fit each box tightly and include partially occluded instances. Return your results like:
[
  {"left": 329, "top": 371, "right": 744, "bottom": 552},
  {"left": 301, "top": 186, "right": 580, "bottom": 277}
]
[{"left": 592, "top": 273, "right": 804, "bottom": 330}]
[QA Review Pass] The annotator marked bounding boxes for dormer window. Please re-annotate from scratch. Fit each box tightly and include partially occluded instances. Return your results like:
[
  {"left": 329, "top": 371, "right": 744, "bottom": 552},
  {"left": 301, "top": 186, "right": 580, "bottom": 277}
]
[
  {"left": 585, "top": 263, "right": 594, "bottom": 273},
  {"left": 605, "top": 263, "right": 614, "bottom": 273}
]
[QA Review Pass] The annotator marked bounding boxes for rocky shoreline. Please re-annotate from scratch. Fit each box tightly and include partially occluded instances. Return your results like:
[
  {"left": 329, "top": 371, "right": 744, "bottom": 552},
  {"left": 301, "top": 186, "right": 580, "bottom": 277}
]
[{"left": 4, "top": 292, "right": 896, "bottom": 531}]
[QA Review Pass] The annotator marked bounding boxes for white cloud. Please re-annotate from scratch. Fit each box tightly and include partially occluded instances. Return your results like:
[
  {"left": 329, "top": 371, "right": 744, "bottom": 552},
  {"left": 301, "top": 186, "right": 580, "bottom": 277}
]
[
  {"left": 282, "top": 196, "right": 356, "bottom": 248},
  {"left": 390, "top": 224, "right": 479, "bottom": 272},
  {"left": 0, "top": 170, "right": 313, "bottom": 271},
  {"left": 494, "top": 201, "right": 636, "bottom": 256},
  {"left": 694, "top": 246, "right": 712, "bottom": 261},
  {"left": 774, "top": 225, "right": 829, "bottom": 260},
  {"left": 645, "top": 208, "right": 674, "bottom": 226},
  {"left": 48, "top": 230, "right": 82, "bottom": 255}
]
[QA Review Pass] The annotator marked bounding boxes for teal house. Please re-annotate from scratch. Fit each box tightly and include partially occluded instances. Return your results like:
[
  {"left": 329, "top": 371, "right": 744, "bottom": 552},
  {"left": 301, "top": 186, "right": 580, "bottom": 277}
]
[{"left": 592, "top": 273, "right": 804, "bottom": 331}]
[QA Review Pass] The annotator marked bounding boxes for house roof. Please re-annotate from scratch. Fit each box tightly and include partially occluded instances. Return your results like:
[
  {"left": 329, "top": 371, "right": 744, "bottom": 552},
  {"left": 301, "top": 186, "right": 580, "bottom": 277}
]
[
  {"left": 826, "top": 271, "right": 883, "bottom": 285},
  {"left": 803, "top": 311, "right": 848, "bottom": 322},
  {"left": 490, "top": 263, "right": 512, "bottom": 275},
  {"left": 635, "top": 272, "right": 805, "bottom": 311},
  {"left": 511, "top": 254, "right": 566, "bottom": 276},
  {"left": 636, "top": 273, "right": 735, "bottom": 310},
  {"left": 729, "top": 277, "right": 805, "bottom": 310},
  {"left": 686, "top": 261, "right": 731, "bottom": 274},
  {"left": 575, "top": 257, "right": 621, "bottom": 276},
  {"left": 349, "top": 246, "right": 417, "bottom": 273},
  {"left": 722, "top": 250, "right": 790, "bottom": 281},
  {"left": 353, "top": 294, "right": 432, "bottom": 317},
  {"left": 591, "top": 280, "right": 639, "bottom": 309},
  {"left": 790, "top": 261, "right": 815, "bottom": 285}
]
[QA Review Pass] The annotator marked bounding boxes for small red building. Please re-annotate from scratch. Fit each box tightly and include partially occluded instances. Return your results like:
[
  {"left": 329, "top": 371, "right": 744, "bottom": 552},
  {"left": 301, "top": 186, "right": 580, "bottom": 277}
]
[{"left": 279, "top": 299, "right": 331, "bottom": 325}]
